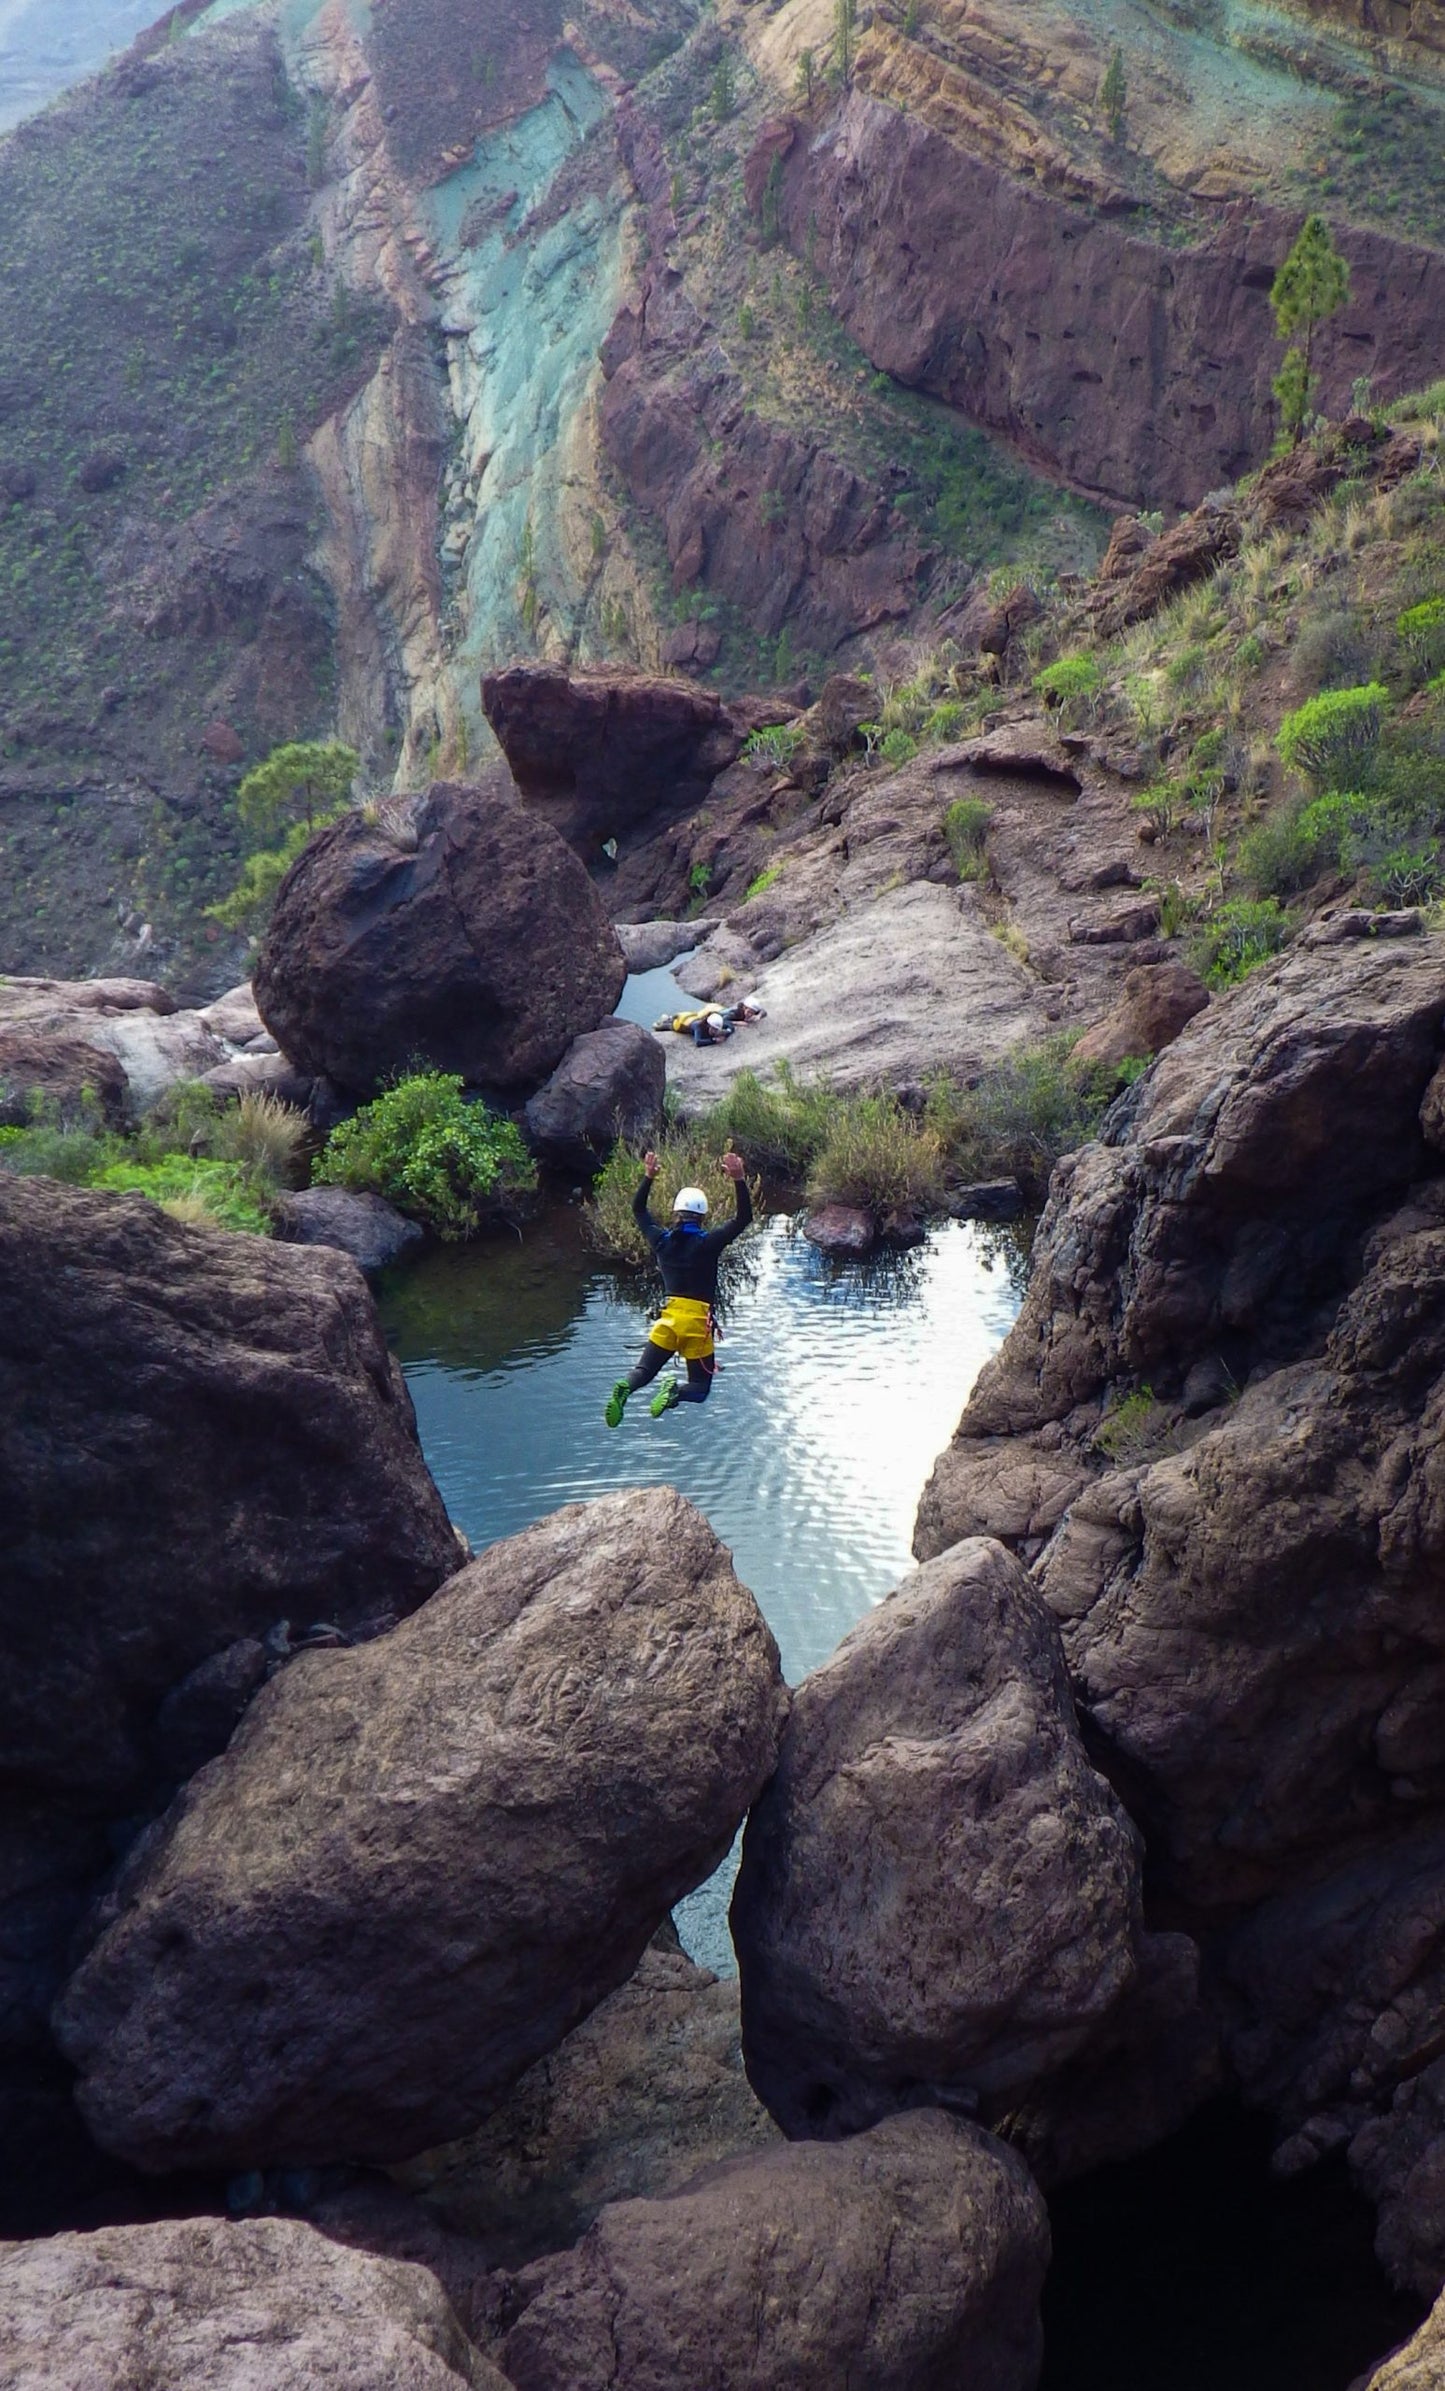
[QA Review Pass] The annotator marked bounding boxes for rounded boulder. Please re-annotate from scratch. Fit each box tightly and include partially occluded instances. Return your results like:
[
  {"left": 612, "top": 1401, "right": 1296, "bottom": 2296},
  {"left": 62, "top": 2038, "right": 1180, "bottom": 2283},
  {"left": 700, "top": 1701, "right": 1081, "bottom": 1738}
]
[{"left": 253, "top": 777, "right": 626, "bottom": 1096}]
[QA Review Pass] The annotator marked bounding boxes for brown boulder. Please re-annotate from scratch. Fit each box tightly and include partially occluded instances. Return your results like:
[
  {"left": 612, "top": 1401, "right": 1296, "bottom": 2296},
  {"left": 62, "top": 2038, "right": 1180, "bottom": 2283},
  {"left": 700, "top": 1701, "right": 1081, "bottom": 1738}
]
[
  {"left": 522, "top": 1020, "right": 666, "bottom": 1175},
  {"left": 801, "top": 1201, "right": 875, "bottom": 1256},
  {"left": 0, "top": 2216, "right": 507, "bottom": 2391},
  {"left": 274, "top": 1187, "right": 424, "bottom": 1275},
  {"left": 1071, "top": 960, "right": 1210, "bottom": 1069},
  {"left": 498, "top": 2110, "right": 1049, "bottom": 2391},
  {"left": 54, "top": 1489, "right": 788, "bottom": 2173},
  {"left": 482, "top": 664, "right": 744, "bottom": 851},
  {"left": 0, "top": 1029, "right": 127, "bottom": 1126},
  {"left": 1087, "top": 501, "right": 1243, "bottom": 636},
  {"left": 396, "top": 1931, "right": 779, "bottom": 2270},
  {"left": 253, "top": 778, "right": 625, "bottom": 1097},
  {"left": 731, "top": 1538, "right": 1144, "bottom": 2142},
  {"left": 0, "top": 1174, "right": 456, "bottom": 1807}
]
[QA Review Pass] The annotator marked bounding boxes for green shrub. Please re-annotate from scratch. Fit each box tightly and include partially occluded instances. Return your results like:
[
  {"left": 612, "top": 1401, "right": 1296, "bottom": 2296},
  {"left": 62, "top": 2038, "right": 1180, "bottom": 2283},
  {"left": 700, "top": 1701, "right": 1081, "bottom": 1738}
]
[
  {"left": 1398, "top": 597, "right": 1445, "bottom": 682},
  {"left": 924, "top": 700, "right": 968, "bottom": 742},
  {"left": 1289, "top": 607, "right": 1381, "bottom": 697},
  {"left": 805, "top": 1096, "right": 945, "bottom": 1214},
  {"left": 207, "top": 819, "right": 314, "bottom": 938},
  {"left": 926, "top": 1035, "right": 1114, "bottom": 1194},
  {"left": 879, "top": 728, "right": 919, "bottom": 767},
  {"left": 740, "top": 721, "right": 805, "bottom": 769},
  {"left": 944, "top": 796, "right": 992, "bottom": 880},
  {"left": 744, "top": 863, "right": 782, "bottom": 901},
  {"left": 93, "top": 1154, "right": 273, "bottom": 1235},
  {"left": 1034, "top": 654, "right": 1101, "bottom": 708},
  {"left": 1189, "top": 897, "right": 1295, "bottom": 986},
  {"left": 315, "top": 1073, "right": 535, "bottom": 1239},
  {"left": 1276, "top": 683, "right": 1387, "bottom": 788},
  {"left": 1369, "top": 846, "right": 1445, "bottom": 906},
  {"left": 705, "top": 1062, "right": 837, "bottom": 1178},
  {"left": 1132, "top": 781, "right": 1183, "bottom": 837},
  {"left": 0, "top": 1117, "right": 111, "bottom": 1184}
]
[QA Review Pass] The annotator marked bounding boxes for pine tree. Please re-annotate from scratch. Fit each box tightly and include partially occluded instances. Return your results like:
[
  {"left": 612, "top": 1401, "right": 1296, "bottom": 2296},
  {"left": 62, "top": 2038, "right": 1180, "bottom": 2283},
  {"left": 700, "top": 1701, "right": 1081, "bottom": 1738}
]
[
  {"left": 834, "top": 0, "right": 855, "bottom": 85},
  {"left": 1100, "top": 48, "right": 1126, "bottom": 144},
  {"left": 1270, "top": 214, "right": 1351, "bottom": 446}
]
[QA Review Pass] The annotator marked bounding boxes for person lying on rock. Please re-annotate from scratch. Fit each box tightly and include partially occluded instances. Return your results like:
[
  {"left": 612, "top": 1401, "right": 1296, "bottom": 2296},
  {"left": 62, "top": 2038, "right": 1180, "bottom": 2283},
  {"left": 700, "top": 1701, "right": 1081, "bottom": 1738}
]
[
  {"left": 605, "top": 1148, "right": 752, "bottom": 1424},
  {"left": 651, "top": 1002, "right": 766, "bottom": 1040}
]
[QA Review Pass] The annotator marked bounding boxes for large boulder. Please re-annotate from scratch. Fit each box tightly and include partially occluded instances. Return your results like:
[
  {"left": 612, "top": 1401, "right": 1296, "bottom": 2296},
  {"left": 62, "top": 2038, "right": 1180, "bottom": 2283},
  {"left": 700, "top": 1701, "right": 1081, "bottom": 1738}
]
[
  {"left": 522, "top": 1020, "right": 666, "bottom": 1174},
  {"left": 0, "top": 1175, "right": 456, "bottom": 1808},
  {"left": 497, "top": 2110, "right": 1048, "bottom": 2391},
  {"left": 0, "top": 975, "right": 223, "bottom": 1116},
  {"left": 1070, "top": 959, "right": 1210, "bottom": 1072},
  {"left": 0, "top": 1029, "right": 127, "bottom": 1127},
  {"left": 54, "top": 1489, "right": 788, "bottom": 2173},
  {"left": 395, "top": 1929, "right": 779, "bottom": 2269},
  {"left": 730, "top": 1538, "right": 1146, "bottom": 2144},
  {"left": 482, "top": 665, "right": 744, "bottom": 852},
  {"left": 0, "top": 2216, "right": 509, "bottom": 2391},
  {"left": 911, "top": 936, "right": 1445, "bottom": 2286},
  {"left": 252, "top": 777, "right": 626, "bottom": 1097},
  {"left": 274, "top": 1186, "right": 424, "bottom": 1275}
]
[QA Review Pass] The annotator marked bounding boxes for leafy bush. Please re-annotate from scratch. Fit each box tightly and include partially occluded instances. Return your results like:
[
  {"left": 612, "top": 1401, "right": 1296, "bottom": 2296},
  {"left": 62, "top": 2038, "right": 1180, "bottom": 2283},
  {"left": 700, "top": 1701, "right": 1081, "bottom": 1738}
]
[
  {"left": 741, "top": 721, "right": 806, "bottom": 768},
  {"left": 744, "top": 863, "right": 782, "bottom": 901},
  {"left": 1034, "top": 654, "right": 1101, "bottom": 707},
  {"left": 805, "top": 1097, "right": 945, "bottom": 1214},
  {"left": 944, "top": 796, "right": 992, "bottom": 880},
  {"left": 923, "top": 700, "right": 967, "bottom": 742},
  {"left": 1132, "top": 781, "right": 1183, "bottom": 838},
  {"left": 93, "top": 1154, "right": 273, "bottom": 1235},
  {"left": 1276, "top": 683, "right": 1387, "bottom": 788},
  {"left": 0, "top": 1117, "right": 111, "bottom": 1184},
  {"left": 705, "top": 1063, "right": 837, "bottom": 1178},
  {"left": 879, "top": 728, "right": 919, "bottom": 767},
  {"left": 926, "top": 1035, "right": 1115, "bottom": 1195},
  {"left": 1398, "top": 597, "right": 1445, "bottom": 683},
  {"left": 1189, "top": 897, "right": 1295, "bottom": 986},
  {"left": 1289, "top": 607, "right": 1381, "bottom": 697},
  {"left": 315, "top": 1073, "right": 534, "bottom": 1239},
  {"left": 586, "top": 1133, "right": 762, "bottom": 1264},
  {"left": 1370, "top": 846, "right": 1445, "bottom": 906}
]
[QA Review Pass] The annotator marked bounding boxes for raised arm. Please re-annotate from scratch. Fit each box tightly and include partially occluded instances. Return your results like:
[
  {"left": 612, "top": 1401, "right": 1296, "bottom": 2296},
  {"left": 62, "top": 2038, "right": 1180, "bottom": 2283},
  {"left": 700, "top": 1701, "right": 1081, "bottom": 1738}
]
[
  {"left": 711, "top": 1150, "right": 753, "bottom": 1249},
  {"left": 633, "top": 1151, "right": 666, "bottom": 1251}
]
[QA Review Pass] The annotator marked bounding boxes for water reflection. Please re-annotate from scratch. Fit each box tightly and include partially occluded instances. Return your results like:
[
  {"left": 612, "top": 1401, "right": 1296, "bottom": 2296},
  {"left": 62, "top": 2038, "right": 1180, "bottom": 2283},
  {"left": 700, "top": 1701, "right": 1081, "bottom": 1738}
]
[{"left": 378, "top": 1205, "right": 1025, "bottom": 1966}]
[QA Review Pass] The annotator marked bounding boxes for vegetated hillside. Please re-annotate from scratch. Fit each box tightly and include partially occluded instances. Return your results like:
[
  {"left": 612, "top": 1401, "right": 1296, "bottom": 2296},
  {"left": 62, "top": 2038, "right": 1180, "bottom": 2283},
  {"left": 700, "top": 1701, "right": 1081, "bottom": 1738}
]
[
  {"left": 0, "top": 12, "right": 389, "bottom": 991},
  {"left": 745, "top": 0, "right": 1445, "bottom": 509}
]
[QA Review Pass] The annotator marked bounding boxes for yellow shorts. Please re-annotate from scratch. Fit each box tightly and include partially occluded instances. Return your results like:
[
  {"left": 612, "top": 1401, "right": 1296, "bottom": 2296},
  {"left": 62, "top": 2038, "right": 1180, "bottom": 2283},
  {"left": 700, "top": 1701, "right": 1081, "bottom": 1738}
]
[{"left": 648, "top": 1297, "right": 715, "bottom": 1362}]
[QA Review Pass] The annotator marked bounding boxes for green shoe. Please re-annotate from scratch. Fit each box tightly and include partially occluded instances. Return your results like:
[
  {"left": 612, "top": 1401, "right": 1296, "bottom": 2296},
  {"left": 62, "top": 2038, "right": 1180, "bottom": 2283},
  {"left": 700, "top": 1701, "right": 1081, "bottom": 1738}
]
[
  {"left": 650, "top": 1377, "right": 681, "bottom": 1417},
  {"left": 604, "top": 1380, "right": 631, "bottom": 1429}
]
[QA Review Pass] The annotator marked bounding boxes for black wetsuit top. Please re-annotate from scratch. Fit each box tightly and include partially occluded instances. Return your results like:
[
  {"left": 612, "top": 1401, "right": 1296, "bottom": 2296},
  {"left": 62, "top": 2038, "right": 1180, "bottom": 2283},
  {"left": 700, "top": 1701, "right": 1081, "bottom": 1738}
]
[{"left": 633, "top": 1174, "right": 753, "bottom": 1303}]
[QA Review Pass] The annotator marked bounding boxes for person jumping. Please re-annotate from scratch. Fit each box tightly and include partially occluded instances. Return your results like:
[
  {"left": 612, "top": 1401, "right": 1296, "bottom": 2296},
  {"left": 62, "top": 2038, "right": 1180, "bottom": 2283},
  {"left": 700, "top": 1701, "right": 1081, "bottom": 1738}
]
[{"left": 604, "top": 1147, "right": 752, "bottom": 1424}]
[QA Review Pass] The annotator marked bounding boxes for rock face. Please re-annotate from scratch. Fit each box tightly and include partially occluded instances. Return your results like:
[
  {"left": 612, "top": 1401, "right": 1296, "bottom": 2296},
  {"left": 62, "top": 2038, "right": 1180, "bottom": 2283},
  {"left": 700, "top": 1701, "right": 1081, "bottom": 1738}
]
[
  {"left": 522, "top": 1021, "right": 666, "bottom": 1176},
  {"left": 731, "top": 1538, "right": 1145, "bottom": 2143},
  {"left": 395, "top": 1930, "right": 779, "bottom": 2270},
  {"left": 498, "top": 2110, "right": 1049, "bottom": 2391},
  {"left": 0, "top": 2216, "right": 507, "bottom": 2391},
  {"left": 274, "top": 1186, "right": 424, "bottom": 1274},
  {"left": 482, "top": 664, "right": 744, "bottom": 852},
  {"left": 0, "top": 973, "right": 225, "bottom": 1117},
  {"left": 0, "top": 1174, "right": 456, "bottom": 1807},
  {"left": 55, "top": 1489, "right": 788, "bottom": 2173},
  {"left": 253, "top": 778, "right": 626, "bottom": 1097},
  {"left": 780, "top": 89, "right": 1445, "bottom": 512},
  {"left": 1361, "top": 2292, "right": 1445, "bottom": 2391},
  {"left": 915, "top": 936, "right": 1445, "bottom": 2286}
]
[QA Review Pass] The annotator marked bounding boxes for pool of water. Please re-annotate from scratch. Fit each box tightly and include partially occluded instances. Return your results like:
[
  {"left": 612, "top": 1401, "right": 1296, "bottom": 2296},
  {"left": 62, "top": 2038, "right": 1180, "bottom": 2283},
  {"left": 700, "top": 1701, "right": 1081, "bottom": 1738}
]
[
  {"left": 612, "top": 957, "right": 695, "bottom": 1029},
  {"left": 378, "top": 1204, "right": 1025, "bottom": 1968}
]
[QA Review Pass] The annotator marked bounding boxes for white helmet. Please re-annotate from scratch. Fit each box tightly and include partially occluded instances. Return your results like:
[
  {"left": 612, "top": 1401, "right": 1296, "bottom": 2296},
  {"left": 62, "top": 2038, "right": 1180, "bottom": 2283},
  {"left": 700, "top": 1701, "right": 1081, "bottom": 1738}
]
[{"left": 673, "top": 1186, "right": 709, "bottom": 1218}]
